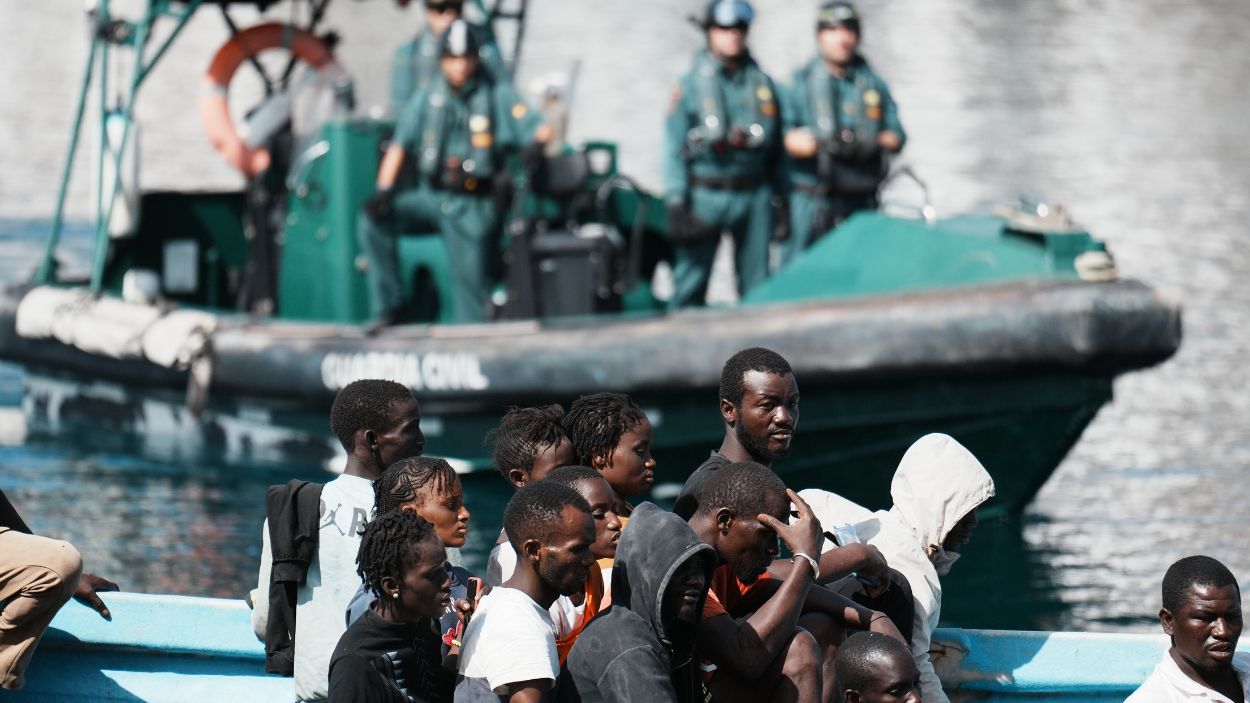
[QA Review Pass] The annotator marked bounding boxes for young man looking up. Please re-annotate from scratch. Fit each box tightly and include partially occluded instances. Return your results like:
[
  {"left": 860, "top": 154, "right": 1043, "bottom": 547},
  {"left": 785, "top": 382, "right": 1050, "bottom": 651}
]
[
  {"left": 252, "top": 379, "right": 424, "bottom": 702},
  {"left": 1127, "top": 555, "right": 1246, "bottom": 703},
  {"left": 456, "top": 481, "right": 596, "bottom": 702}
]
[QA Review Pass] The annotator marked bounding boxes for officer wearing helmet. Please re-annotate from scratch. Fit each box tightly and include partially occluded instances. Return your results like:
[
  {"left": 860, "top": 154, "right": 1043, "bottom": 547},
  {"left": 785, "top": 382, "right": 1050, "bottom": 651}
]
[
  {"left": 664, "top": 0, "right": 786, "bottom": 308},
  {"left": 389, "top": 0, "right": 506, "bottom": 115},
  {"left": 361, "top": 20, "right": 549, "bottom": 325},
  {"left": 782, "top": 1, "right": 905, "bottom": 262}
]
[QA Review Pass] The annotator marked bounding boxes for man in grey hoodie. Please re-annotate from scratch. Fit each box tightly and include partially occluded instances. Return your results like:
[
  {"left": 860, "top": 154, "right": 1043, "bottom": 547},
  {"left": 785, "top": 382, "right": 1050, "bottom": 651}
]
[{"left": 566, "top": 502, "right": 716, "bottom": 703}]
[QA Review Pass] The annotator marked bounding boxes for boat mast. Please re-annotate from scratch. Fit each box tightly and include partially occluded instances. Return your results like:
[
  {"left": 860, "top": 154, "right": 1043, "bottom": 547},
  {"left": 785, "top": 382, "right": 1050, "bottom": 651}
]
[{"left": 36, "top": 0, "right": 205, "bottom": 290}]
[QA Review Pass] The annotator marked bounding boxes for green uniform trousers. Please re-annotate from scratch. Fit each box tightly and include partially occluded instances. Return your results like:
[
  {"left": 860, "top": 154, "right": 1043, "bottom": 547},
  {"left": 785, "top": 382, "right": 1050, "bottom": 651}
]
[
  {"left": 670, "top": 184, "right": 774, "bottom": 308},
  {"left": 357, "top": 186, "right": 500, "bottom": 323},
  {"left": 784, "top": 188, "right": 877, "bottom": 264}
]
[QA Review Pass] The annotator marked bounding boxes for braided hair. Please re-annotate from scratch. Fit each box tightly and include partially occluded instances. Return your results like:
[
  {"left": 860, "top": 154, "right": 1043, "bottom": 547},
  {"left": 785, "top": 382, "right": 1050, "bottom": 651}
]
[
  {"left": 374, "top": 456, "right": 458, "bottom": 516},
  {"left": 356, "top": 509, "right": 441, "bottom": 599},
  {"left": 486, "top": 404, "right": 569, "bottom": 480},
  {"left": 563, "top": 392, "right": 648, "bottom": 467},
  {"left": 329, "top": 379, "right": 415, "bottom": 451}
]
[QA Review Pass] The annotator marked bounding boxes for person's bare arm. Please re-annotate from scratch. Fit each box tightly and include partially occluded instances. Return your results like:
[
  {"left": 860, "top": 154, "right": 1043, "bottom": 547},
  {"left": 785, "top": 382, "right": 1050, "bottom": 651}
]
[
  {"left": 505, "top": 679, "right": 551, "bottom": 703},
  {"left": 375, "top": 144, "right": 406, "bottom": 190},
  {"left": 764, "top": 542, "right": 888, "bottom": 585},
  {"left": 696, "top": 490, "right": 825, "bottom": 679},
  {"left": 799, "top": 584, "right": 905, "bottom": 644}
]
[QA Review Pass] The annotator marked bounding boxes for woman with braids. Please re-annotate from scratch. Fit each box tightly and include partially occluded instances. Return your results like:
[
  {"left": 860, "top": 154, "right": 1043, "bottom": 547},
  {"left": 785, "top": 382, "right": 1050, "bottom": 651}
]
[
  {"left": 328, "top": 510, "right": 451, "bottom": 703},
  {"left": 345, "top": 457, "right": 479, "bottom": 675},
  {"left": 484, "top": 405, "right": 576, "bottom": 586},
  {"left": 563, "top": 392, "right": 656, "bottom": 516}
]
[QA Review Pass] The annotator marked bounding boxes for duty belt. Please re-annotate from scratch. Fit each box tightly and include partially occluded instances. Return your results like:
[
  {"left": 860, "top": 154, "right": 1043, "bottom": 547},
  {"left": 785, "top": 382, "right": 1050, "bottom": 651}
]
[{"left": 690, "top": 175, "right": 764, "bottom": 191}]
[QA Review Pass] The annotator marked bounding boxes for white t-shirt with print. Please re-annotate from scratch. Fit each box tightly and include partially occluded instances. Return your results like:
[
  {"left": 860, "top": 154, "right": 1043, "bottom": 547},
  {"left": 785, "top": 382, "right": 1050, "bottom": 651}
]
[{"left": 251, "top": 473, "right": 375, "bottom": 702}]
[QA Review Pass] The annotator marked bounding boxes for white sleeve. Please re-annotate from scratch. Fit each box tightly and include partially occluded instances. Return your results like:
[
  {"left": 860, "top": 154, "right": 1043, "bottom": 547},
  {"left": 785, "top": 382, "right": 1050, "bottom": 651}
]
[
  {"left": 485, "top": 542, "right": 516, "bottom": 588},
  {"left": 909, "top": 584, "right": 948, "bottom": 703},
  {"left": 474, "top": 607, "right": 559, "bottom": 693},
  {"left": 250, "top": 519, "right": 271, "bottom": 641}
]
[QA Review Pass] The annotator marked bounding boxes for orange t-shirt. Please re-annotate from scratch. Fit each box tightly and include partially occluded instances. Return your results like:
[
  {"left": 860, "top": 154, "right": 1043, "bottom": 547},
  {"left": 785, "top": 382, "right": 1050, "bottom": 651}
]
[
  {"left": 554, "top": 562, "right": 604, "bottom": 666},
  {"left": 702, "top": 564, "right": 773, "bottom": 619}
]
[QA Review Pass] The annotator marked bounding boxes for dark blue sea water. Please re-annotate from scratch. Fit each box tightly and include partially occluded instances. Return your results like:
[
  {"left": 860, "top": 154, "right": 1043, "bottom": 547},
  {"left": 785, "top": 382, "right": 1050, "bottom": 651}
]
[{"left": 2, "top": 0, "right": 1249, "bottom": 633}]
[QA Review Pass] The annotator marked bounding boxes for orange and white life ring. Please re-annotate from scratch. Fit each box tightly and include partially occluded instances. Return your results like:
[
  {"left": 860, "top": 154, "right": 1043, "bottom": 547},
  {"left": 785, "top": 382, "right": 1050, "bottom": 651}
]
[{"left": 198, "top": 23, "right": 339, "bottom": 176}]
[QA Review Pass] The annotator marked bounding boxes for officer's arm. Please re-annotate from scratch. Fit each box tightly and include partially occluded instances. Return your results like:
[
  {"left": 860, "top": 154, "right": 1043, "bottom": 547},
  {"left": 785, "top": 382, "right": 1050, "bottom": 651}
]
[
  {"left": 481, "top": 40, "right": 508, "bottom": 81},
  {"left": 389, "top": 45, "right": 411, "bottom": 117},
  {"left": 877, "top": 81, "right": 905, "bottom": 152},
  {"left": 662, "top": 83, "right": 690, "bottom": 205},
  {"left": 782, "top": 78, "right": 818, "bottom": 159},
  {"left": 377, "top": 90, "right": 425, "bottom": 189},
  {"left": 498, "top": 84, "right": 548, "bottom": 146},
  {"left": 376, "top": 146, "right": 406, "bottom": 190},
  {"left": 767, "top": 81, "right": 791, "bottom": 198}
]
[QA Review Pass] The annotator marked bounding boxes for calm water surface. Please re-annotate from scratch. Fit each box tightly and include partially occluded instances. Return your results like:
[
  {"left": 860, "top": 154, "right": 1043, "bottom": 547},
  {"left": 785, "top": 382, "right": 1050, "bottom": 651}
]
[{"left": 1, "top": 0, "right": 1248, "bottom": 632}]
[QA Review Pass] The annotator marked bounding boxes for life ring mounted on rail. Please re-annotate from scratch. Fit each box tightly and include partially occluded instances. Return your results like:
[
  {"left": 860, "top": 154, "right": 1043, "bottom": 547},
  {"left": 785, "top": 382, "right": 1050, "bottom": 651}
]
[{"left": 198, "top": 22, "right": 341, "bottom": 176}]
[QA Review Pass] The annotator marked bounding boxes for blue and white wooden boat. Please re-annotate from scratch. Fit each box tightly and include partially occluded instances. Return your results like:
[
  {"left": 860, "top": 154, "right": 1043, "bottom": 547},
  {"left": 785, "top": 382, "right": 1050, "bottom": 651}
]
[{"left": 10, "top": 592, "right": 1239, "bottom": 702}]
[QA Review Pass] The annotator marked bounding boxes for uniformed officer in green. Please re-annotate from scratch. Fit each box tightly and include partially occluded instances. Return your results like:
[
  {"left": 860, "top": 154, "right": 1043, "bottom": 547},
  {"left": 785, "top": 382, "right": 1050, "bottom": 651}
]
[
  {"left": 664, "top": 0, "right": 786, "bottom": 308},
  {"left": 361, "top": 20, "right": 549, "bottom": 325},
  {"left": 389, "top": 0, "right": 506, "bottom": 115},
  {"left": 782, "top": 1, "right": 905, "bottom": 263}
]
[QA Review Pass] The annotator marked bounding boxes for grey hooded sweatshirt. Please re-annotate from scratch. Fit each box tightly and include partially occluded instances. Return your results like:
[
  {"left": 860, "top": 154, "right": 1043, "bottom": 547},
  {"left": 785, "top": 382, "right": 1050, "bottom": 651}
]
[{"left": 565, "top": 502, "right": 715, "bottom": 703}]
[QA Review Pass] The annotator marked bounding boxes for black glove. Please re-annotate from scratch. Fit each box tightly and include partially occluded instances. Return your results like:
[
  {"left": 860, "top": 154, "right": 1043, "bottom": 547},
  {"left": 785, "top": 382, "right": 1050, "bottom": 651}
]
[
  {"left": 364, "top": 189, "right": 394, "bottom": 221},
  {"left": 667, "top": 201, "right": 719, "bottom": 244},
  {"left": 843, "top": 138, "right": 882, "bottom": 163},
  {"left": 521, "top": 143, "right": 546, "bottom": 188},
  {"left": 772, "top": 195, "right": 791, "bottom": 243}
]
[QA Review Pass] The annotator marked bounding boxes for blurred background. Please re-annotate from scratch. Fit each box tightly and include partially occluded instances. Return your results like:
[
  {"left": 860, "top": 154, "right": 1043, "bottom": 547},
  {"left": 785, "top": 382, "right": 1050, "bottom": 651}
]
[{"left": 0, "top": 0, "right": 1247, "bottom": 631}]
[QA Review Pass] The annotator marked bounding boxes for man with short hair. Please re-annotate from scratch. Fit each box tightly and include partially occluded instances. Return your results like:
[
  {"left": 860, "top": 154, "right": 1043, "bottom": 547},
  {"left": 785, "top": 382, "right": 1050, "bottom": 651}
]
[
  {"left": 1127, "top": 555, "right": 1247, "bottom": 703},
  {"left": 685, "top": 461, "right": 901, "bottom": 703},
  {"left": 456, "top": 480, "right": 596, "bottom": 702},
  {"left": 782, "top": 1, "right": 905, "bottom": 260},
  {"left": 675, "top": 347, "right": 887, "bottom": 588},
  {"left": 389, "top": 0, "right": 505, "bottom": 114},
  {"left": 835, "top": 631, "right": 921, "bottom": 703},
  {"left": 252, "top": 379, "right": 424, "bottom": 702}
]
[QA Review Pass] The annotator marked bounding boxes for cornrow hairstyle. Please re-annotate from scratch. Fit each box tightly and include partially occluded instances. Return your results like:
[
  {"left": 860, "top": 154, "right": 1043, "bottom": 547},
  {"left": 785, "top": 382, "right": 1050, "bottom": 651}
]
[
  {"left": 503, "top": 480, "right": 591, "bottom": 553},
  {"left": 544, "top": 465, "right": 606, "bottom": 494},
  {"left": 330, "top": 379, "right": 415, "bottom": 452},
  {"left": 374, "top": 456, "right": 459, "bottom": 516},
  {"left": 486, "top": 404, "right": 569, "bottom": 480},
  {"left": 1162, "top": 555, "right": 1240, "bottom": 612},
  {"left": 356, "top": 510, "right": 441, "bottom": 599},
  {"left": 835, "top": 631, "right": 914, "bottom": 697},
  {"left": 563, "top": 392, "right": 648, "bottom": 467},
  {"left": 719, "top": 347, "right": 793, "bottom": 406},
  {"left": 695, "top": 461, "right": 788, "bottom": 520}
]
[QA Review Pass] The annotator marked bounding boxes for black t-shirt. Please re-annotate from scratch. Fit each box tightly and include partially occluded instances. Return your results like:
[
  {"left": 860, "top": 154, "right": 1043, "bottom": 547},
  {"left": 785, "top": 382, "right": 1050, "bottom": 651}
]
[
  {"left": 328, "top": 608, "right": 448, "bottom": 703},
  {"left": 672, "top": 450, "right": 731, "bottom": 520}
]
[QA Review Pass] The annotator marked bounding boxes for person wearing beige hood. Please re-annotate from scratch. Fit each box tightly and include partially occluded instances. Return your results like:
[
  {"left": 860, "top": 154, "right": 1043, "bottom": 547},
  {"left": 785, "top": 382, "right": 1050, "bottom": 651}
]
[{"left": 798, "top": 433, "right": 996, "bottom": 703}]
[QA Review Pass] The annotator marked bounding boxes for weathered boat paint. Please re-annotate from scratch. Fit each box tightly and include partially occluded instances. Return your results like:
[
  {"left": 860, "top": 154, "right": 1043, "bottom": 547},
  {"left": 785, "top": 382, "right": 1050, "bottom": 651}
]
[{"left": 15, "top": 592, "right": 1241, "bottom": 702}]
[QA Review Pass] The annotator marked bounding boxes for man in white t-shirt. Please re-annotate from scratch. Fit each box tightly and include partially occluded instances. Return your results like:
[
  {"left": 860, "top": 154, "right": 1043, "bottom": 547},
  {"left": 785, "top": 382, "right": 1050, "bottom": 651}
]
[
  {"left": 1128, "top": 555, "right": 1247, "bottom": 703},
  {"left": 252, "top": 379, "right": 426, "bottom": 702},
  {"left": 457, "top": 480, "right": 596, "bottom": 702}
]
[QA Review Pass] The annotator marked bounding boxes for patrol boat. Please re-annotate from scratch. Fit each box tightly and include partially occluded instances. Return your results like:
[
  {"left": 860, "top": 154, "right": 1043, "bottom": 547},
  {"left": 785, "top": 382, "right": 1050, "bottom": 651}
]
[
  {"left": 0, "top": 0, "right": 1179, "bottom": 513},
  {"left": 16, "top": 591, "right": 1231, "bottom": 702}
]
